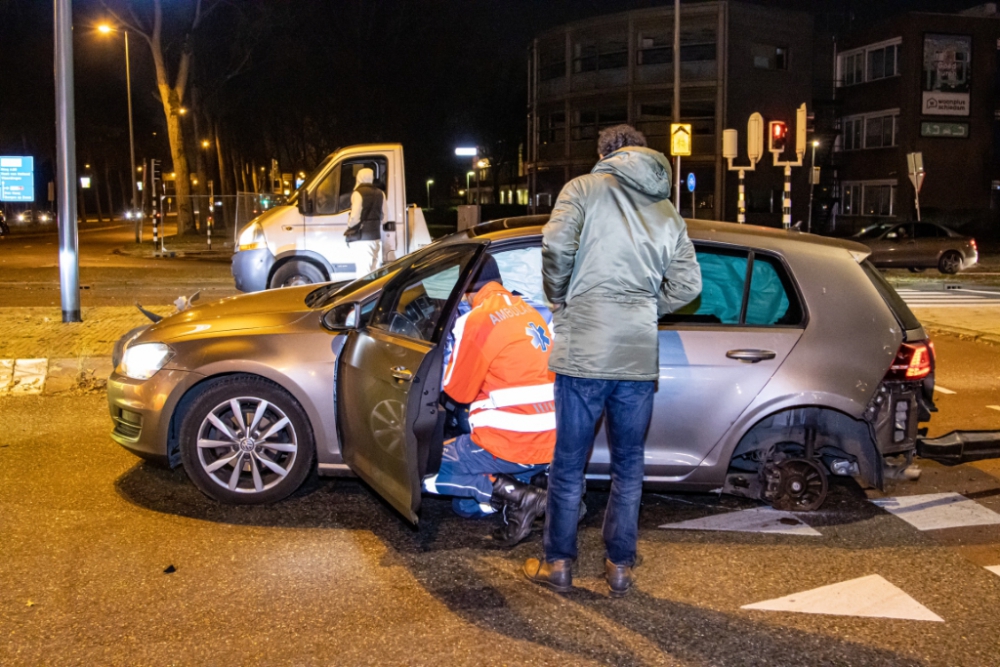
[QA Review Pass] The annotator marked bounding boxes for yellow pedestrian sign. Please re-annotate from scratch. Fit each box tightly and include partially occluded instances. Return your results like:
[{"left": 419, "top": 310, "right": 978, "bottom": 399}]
[{"left": 670, "top": 123, "right": 692, "bottom": 156}]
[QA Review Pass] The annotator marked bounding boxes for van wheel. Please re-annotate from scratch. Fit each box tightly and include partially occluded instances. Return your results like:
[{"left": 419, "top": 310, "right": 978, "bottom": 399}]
[
  {"left": 270, "top": 260, "right": 325, "bottom": 288},
  {"left": 938, "top": 251, "right": 962, "bottom": 275},
  {"left": 179, "top": 376, "right": 314, "bottom": 505}
]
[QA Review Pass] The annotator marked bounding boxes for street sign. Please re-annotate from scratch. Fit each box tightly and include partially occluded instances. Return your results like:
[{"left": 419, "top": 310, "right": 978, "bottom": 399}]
[
  {"left": 80, "top": 176, "right": 91, "bottom": 189},
  {"left": 920, "top": 122, "right": 968, "bottom": 138},
  {"left": 0, "top": 156, "right": 35, "bottom": 202},
  {"left": 907, "top": 152, "right": 925, "bottom": 193},
  {"left": 909, "top": 171, "right": 926, "bottom": 193},
  {"left": 670, "top": 123, "right": 692, "bottom": 156},
  {"left": 686, "top": 173, "right": 696, "bottom": 193},
  {"left": 810, "top": 166, "right": 821, "bottom": 185}
]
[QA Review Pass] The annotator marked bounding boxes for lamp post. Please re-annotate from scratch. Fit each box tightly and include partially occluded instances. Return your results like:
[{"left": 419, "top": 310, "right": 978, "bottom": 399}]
[
  {"left": 807, "top": 139, "right": 819, "bottom": 234},
  {"left": 56, "top": 0, "right": 81, "bottom": 322},
  {"left": 426, "top": 179, "right": 434, "bottom": 209},
  {"left": 99, "top": 24, "right": 139, "bottom": 240},
  {"left": 476, "top": 159, "right": 489, "bottom": 204},
  {"left": 466, "top": 171, "right": 474, "bottom": 205}
]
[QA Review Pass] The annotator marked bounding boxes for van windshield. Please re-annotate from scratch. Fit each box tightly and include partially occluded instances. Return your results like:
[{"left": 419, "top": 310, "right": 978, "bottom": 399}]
[{"left": 287, "top": 154, "right": 335, "bottom": 205}]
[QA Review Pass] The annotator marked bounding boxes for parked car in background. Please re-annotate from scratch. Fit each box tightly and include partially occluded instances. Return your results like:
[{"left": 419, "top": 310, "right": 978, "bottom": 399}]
[
  {"left": 14, "top": 210, "right": 54, "bottom": 225},
  {"left": 854, "top": 222, "right": 977, "bottom": 274},
  {"left": 0, "top": 210, "right": 8, "bottom": 236}
]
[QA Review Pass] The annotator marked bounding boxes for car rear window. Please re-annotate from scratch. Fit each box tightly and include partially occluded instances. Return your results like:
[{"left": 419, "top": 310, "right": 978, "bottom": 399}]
[{"left": 861, "top": 260, "right": 922, "bottom": 331}]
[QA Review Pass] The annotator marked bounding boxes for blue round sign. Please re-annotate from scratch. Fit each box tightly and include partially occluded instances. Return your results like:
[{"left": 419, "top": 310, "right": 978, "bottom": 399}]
[{"left": 686, "top": 173, "right": 696, "bottom": 193}]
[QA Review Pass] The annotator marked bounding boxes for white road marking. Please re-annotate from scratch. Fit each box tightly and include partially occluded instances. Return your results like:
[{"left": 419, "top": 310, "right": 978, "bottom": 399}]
[
  {"left": 871, "top": 492, "right": 1000, "bottom": 531},
  {"left": 0, "top": 359, "right": 13, "bottom": 393},
  {"left": 897, "top": 288, "right": 1000, "bottom": 308},
  {"left": 10, "top": 359, "right": 47, "bottom": 395},
  {"left": 986, "top": 565, "right": 1000, "bottom": 578},
  {"left": 934, "top": 385, "right": 956, "bottom": 395},
  {"left": 660, "top": 507, "right": 821, "bottom": 536},
  {"left": 741, "top": 574, "right": 944, "bottom": 622}
]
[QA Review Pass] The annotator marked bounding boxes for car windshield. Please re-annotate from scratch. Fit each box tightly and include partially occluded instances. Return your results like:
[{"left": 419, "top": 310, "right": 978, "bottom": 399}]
[
  {"left": 853, "top": 224, "right": 894, "bottom": 240},
  {"left": 305, "top": 250, "right": 420, "bottom": 308}
]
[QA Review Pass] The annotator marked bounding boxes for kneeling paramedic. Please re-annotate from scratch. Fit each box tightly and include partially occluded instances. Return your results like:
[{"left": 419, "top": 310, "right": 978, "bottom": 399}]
[{"left": 423, "top": 256, "right": 556, "bottom": 545}]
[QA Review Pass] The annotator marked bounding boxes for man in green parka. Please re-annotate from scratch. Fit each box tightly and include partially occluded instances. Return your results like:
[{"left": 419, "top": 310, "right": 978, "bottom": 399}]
[{"left": 523, "top": 124, "right": 702, "bottom": 597}]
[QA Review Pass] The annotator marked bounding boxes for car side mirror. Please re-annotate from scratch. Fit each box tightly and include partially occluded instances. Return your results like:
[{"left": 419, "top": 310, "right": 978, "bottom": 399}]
[{"left": 323, "top": 302, "right": 360, "bottom": 331}]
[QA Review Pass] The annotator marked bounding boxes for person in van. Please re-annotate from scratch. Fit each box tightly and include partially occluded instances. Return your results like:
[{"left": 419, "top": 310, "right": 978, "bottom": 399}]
[{"left": 345, "top": 168, "right": 385, "bottom": 276}]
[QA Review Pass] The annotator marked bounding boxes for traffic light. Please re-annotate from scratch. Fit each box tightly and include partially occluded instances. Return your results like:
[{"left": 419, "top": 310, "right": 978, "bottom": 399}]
[{"left": 769, "top": 121, "right": 788, "bottom": 153}]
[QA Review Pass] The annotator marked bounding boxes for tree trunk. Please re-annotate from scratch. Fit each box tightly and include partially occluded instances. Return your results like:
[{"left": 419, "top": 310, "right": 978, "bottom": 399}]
[
  {"left": 105, "top": 164, "right": 116, "bottom": 222},
  {"left": 214, "top": 122, "right": 234, "bottom": 230},
  {"left": 161, "top": 98, "right": 195, "bottom": 235},
  {"left": 93, "top": 175, "right": 105, "bottom": 223}
]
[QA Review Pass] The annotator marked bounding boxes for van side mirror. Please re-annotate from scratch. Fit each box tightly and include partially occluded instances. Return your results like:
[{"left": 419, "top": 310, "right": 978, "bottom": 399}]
[{"left": 322, "top": 302, "right": 360, "bottom": 331}]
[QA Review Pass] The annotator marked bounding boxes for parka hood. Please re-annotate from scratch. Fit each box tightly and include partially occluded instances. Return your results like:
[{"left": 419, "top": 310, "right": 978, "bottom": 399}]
[{"left": 592, "top": 146, "right": 672, "bottom": 200}]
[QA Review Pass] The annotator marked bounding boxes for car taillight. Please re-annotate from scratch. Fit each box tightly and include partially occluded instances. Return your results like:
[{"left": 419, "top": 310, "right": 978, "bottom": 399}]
[
  {"left": 971, "top": 239, "right": 978, "bottom": 252},
  {"left": 886, "top": 341, "right": 933, "bottom": 380}
]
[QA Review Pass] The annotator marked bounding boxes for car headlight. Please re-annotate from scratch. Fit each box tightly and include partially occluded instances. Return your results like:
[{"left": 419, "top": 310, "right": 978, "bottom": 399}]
[
  {"left": 17, "top": 213, "right": 26, "bottom": 222},
  {"left": 237, "top": 222, "right": 265, "bottom": 251},
  {"left": 119, "top": 342, "right": 174, "bottom": 380}
]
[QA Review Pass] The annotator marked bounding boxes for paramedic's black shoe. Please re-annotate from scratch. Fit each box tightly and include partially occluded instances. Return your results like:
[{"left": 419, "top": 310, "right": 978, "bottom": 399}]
[
  {"left": 604, "top": 558, "right": 638, "bottom": 598},
  {"left": 522, "top": 558, "right": 572, "bottom": 593},
  {"left": 491, "top": 475, "right": 546, "bottom": 546}
]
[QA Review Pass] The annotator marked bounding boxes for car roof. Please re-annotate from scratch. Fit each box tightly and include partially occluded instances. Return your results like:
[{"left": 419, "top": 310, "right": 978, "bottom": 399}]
[{"left": 449, "top": 215, "right": 872, "bottom": 258}]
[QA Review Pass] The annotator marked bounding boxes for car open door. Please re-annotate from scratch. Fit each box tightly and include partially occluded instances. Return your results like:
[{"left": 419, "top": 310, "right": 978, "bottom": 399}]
[{"left": 336, "top": 243, "right": 485, "bottom": 522}]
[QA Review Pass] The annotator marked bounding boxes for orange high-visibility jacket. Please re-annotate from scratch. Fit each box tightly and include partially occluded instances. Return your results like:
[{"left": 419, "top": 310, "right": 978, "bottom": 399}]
[{"left": 443, "top": 282, "right": 556, "bottom": 464}]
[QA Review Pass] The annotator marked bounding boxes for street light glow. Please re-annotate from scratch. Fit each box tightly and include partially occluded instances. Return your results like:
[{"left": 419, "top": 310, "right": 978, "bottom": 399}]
[
  {"left": 812, "top": 140, "right": 820, "bottom": 147},
  {"left": 455, "top": 147, "right": 477, "bottom": 157},
  {"left": 97, "top": 24, "right": 114, "bottom": 34},
  {"left": 477, "top": 159, "right": 489, "bottom": 168},
  {"left": 201, "top": 139, "right": 210, "bottom": 148}
]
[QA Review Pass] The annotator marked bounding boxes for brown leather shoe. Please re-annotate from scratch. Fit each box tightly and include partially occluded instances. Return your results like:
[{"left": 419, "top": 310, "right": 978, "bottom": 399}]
[
  {"left": 605, "top": 558, "right": 636, "bottom": 598},
  {"left": 522, "top": 558, "right": 572, "bottom": 593}
]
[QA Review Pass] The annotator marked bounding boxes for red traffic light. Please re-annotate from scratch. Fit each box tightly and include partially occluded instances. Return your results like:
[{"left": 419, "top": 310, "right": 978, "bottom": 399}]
[{"left": 769, "top": 121, "right": 788, "bottom": 152}]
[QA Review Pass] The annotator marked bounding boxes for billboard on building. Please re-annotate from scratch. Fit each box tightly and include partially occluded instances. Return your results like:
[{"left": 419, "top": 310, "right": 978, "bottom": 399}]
[
  {"left": 922, "top": 34, "right": 971, "bottom": 116},
  {"left": 0, "top": 156, "right": 35, "bottom": 202}
]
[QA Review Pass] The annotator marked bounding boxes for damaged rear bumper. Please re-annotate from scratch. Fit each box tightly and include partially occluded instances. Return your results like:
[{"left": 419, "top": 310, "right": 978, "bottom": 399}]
[{"left": 917, "top": 431, "right": 1000, "bottom": 465}]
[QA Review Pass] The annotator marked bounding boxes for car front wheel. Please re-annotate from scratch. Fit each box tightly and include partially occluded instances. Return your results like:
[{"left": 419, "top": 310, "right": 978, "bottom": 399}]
[
  {"left": 939, "top": 251, "right": 963, "bottom": 275},
  {"left": 179, "top": 376, "right": 314, "bottom": 504}
]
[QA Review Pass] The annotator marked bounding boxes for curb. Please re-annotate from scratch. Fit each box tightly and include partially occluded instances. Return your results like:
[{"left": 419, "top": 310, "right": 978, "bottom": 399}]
[{"left": 923, "top": 323, "right": 1000, "bottom": 347}]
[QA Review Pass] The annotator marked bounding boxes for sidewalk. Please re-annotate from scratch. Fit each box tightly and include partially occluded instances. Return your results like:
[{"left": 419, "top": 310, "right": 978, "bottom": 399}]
[
  {"left": 910, "top": 306, "right": 1000, "bottom": 346},
  {"left": 0, "top": 306, "right": 173, "bottom": 396}
]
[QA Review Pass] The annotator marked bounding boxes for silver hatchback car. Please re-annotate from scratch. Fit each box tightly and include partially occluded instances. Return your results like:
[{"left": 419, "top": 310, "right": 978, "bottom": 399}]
[{"left": 108, "top": 217, "right": 936, "bottom": 521}]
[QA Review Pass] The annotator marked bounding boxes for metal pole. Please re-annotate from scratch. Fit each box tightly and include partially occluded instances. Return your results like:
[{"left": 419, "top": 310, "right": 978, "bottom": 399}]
[
  {"left": 207, "top": 179, "right": 214, "bottom": 250},
  {"left": 672, "top": 0, "right": 681, "bottom": 209},
  {"left": 914, "top": 191, "right": 922, "bottom": 222},
  {"left": 807, "top": 142, "right": 816, "bottom": 234},
  {"left": 737, "top": 169, "right": 746, "bottom": 223},
  {"left": 426, "top": 181, "right": 431, "bottom": 209},
  {"left": 691, "top": 186, "right": 696, "bottom": 219},
  {"left": 782, "top": 165, "right": 792, "bottom": 229},
  {"left": 125, "top": 31, "right": 139, "bottom": 242},
  {"left": 54, "top": 0, "right": 80, "bottom": 322}
]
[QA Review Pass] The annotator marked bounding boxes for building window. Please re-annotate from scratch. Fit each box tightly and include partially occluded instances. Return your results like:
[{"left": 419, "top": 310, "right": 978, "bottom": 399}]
[
  {"left": 636, "top": 34, "right": 716, "bottom": 65},
  {"left": 842, "top": 180, "right": 896, "bottom": 216},
  {"left": 752, "top": 44, "right": 789, "bottom": 70},
  {"left": 839, "top": 39, "right": 901, "bottom": 86},
  {"left": 571, "top": 108, "right": 627, "bottom": 141},
  {"left": 538, "top": 112, "right": 565, "bottom": 144},
  {"left": 538, "top": 40, "right": 565, "bottom": 81},
  {"left": 840, "top": 110, "right": 899, "bottom": 150},
  {"left": 573, "top": 34, "right": 627, "bottom": 73}
]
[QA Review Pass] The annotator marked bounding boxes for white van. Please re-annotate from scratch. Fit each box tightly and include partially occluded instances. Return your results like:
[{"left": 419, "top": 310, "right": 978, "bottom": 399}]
[{"left": 232, "top": 143, "right": 432, "bottom": 291}]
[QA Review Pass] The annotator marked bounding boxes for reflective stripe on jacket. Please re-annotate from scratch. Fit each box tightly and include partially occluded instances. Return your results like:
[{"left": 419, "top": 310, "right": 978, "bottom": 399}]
[{"left": 443, "top": 282, "right": 556, "bottom": 465}]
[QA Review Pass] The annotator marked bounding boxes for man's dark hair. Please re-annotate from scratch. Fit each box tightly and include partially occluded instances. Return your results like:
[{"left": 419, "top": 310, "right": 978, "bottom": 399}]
[{"left": 597, "top": 124, "right": 647, "bottom": 156}]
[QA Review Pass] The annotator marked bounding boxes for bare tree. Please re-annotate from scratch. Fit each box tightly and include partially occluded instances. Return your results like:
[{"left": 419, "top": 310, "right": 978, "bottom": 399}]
[{"left": 101, "top": 0, "right": 220, "bottom": 235}]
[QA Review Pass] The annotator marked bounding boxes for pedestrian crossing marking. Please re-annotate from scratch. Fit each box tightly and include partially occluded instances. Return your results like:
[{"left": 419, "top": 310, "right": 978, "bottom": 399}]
[
  {"left": 897, "top": 288, "right": 1000, "bottom": 308},
  {"left": 0, "top": 359, "right": 13, "bottom": 392},
  {"left": 986, "top": 565, "right": 1000, "bottom": 577},
  {"left": 9, "top": 358, "right": 46, "bottom": 395},
  {"left": 741, "top": 574, "right": 944, "bottom": 622},
  {"left": 871, "top": 492, "right": 1000, "bottom": 531},
  {"left": 934, "top": 385, "right": 956, "bottom": 395},
  {"left": 987, "top": 406, "right": 1000, "bottom": 412},
  {"left": 660, "top": 507, "right": 821, "bottom": 536}
]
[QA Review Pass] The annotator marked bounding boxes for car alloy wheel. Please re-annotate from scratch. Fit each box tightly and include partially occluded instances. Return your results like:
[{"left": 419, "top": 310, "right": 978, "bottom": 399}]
[
  {"left": 179, "top": 376, "right": 314, "bottom": 504},
  {"left": 196, "top": 396, "right": 298, "bottom": 494},
  {"left": 938, "top": 251, "right": 962, "bottom": 275}
]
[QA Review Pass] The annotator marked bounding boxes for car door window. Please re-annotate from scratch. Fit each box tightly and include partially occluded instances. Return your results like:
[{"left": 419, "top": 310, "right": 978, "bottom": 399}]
[
  {"left": 491, "top": 245, "right": 548, "bottom": 306},
  {"left": 335, "top": 157, "right": 389, "bottom": 213},
  {"left": 370, "top": 246, "right": 480, "bottom": 342},
  {"left": 662, "top": 246, "right": 749, "bottom": 324},
  {"left": 913, "top": 223, "right": 944, "bottom": 239},
  {"left": 662, "top": 245, "right": 803, "bottom": 327}
]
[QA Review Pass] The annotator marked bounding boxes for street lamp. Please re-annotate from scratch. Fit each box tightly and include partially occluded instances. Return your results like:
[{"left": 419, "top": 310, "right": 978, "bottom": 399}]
[
  {"left": 808, "top": 139, "right": 819, "bottom": 234},
  {"left": 475, "top": 159, "right": 489, "bottom": 204},
  {"left": 201, "top": 139, "right": 211, "bottom": 149},
  {"left": 426, "top": 179, "right": 434, "bottom": 209},
  {"left": 466, "top": 171, "right": 474, "bottom": 204},
  {"left": 98, "top": 23, "right": 139, "bottom": 236}
]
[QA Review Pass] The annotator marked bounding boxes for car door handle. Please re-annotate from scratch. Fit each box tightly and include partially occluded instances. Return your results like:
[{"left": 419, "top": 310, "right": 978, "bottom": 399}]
[
  {"left": 390, "top": 366, "right": 413, "bottom": 381},
  {"left": 726, "top": 349, "right": 776, "bottom": 363}
]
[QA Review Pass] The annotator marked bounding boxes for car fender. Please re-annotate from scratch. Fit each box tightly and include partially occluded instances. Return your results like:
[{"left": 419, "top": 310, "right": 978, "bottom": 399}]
[{"left": 176, "top": 358, "right": 336, "bottom": 463}]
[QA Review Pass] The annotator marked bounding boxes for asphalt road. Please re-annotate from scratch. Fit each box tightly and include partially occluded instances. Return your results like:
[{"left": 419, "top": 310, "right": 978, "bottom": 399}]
[{"left": 2, "top": 225, "right": 1000, "bottom": 665}]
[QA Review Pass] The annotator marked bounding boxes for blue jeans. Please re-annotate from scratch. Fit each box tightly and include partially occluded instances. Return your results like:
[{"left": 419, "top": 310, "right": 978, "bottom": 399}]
[
  {"left": 423, "top": 433, "right": 547, "bottom": 517},
  {"left": 543, "top": 374, "right": 654, "bottom": 565}
]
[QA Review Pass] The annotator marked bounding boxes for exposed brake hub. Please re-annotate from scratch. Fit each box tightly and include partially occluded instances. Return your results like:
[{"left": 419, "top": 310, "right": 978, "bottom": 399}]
[{"left": 762, "top": 458, "right": 829, "bottom": 512}]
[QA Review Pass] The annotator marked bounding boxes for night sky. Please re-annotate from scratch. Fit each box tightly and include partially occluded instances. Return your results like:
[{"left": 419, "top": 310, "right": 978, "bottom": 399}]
[{"left": 0, "top": 0, "right": 989, "bottom": 211}]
